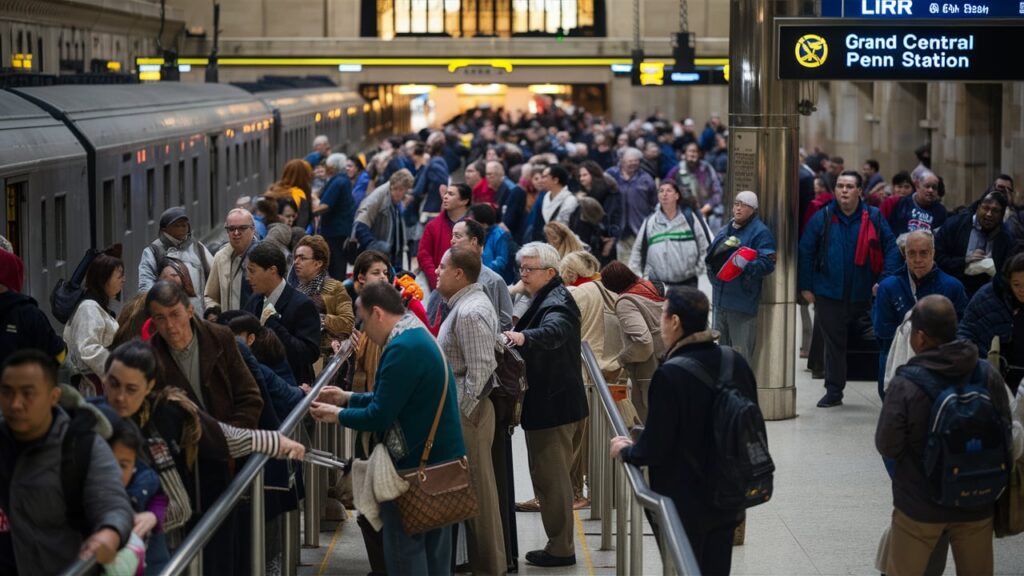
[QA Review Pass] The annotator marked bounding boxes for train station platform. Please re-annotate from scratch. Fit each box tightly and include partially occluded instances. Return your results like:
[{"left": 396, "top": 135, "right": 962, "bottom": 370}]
[{"left": 299, "top": 314, "right": 1024, "bottom": 576}]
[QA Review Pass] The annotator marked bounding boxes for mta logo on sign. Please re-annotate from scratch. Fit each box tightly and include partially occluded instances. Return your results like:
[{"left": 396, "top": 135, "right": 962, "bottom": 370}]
[
  {"left": 795, "top": 34, "right": 829, "bottom": 68},
  {"left": 861, "top": 0, "right": 913, "bottom": 15}
]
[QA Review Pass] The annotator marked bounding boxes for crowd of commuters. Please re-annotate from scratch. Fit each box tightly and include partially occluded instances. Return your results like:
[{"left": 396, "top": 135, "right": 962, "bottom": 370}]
[{"left": 2, "top": 104, "right": 1024, "bottom": 576}]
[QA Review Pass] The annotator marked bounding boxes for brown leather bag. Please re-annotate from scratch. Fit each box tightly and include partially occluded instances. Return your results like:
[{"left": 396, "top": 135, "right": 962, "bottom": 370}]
[{"left": 395, "top": 346, "right": 479, "bottom": 534}]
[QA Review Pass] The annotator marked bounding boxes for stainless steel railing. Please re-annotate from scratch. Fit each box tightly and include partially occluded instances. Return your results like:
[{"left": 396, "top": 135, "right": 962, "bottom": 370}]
[
  {"left": 157, "top": 345, "right": 353, "bottom": 575},
  {"left": 582, "top": 342, "right": 702, "bottom": 576}
]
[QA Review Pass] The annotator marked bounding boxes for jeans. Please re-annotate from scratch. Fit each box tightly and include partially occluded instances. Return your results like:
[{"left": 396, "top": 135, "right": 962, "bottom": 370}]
[{"left": 379, "top": 500, "right": 453, "bottom": 575}]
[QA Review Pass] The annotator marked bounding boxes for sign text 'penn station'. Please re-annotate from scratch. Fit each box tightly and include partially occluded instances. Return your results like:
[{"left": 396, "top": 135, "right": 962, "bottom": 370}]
[{"left": 845, "top": 32, "right": 974, "bottom": 68}]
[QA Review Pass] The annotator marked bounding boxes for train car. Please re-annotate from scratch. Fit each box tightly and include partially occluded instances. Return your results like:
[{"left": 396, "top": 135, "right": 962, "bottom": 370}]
[
  {"left": 13, "top": 83, "right": 273, "bottom": 296},
  {"left": 0, "top": 90, "right": 88, "bottom": 305}
]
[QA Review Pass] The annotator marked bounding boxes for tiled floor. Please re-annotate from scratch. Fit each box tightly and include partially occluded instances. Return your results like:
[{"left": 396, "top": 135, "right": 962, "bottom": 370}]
[{"left": 301, "top": 307, "right": 1024, "bottom": 575}]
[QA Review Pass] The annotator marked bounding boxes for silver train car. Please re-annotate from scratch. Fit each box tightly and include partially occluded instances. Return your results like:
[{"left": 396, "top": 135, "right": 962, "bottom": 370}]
[{"left": 0, "top": 82, "right": 408, "bottom": 319}]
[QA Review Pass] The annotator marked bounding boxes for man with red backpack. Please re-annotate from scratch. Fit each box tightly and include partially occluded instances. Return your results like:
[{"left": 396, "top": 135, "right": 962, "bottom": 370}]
[{"left": 798, "top": 171, "right": 901, "bottom": 408}]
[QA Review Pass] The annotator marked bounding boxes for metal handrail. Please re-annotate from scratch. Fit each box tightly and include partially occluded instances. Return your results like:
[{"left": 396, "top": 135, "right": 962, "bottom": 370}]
[
  {"left": 158, "top": 346, "right": 353, "bottom": 576},
  {"left": 58, "top": 556, "right": 97, "bottom": 576},
  {"left": 582, "top": 342, "right": 702, "bottom": 576}
]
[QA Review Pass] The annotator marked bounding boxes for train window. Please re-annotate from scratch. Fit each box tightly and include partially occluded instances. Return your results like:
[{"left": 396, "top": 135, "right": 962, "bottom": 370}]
[
  {"left": 178, "top": 159, "right": 186, "bottom": 205},
  {"left": 102, "top": 179, "right": 114, "bottom": 247},
  {"left": 121, "top": 174, "right": 132, "bottom": 233},
  {"left": 255, "top": 138, "right": 261, "bottom": 184},
  {"left": 243, "top": 141, "right": 250, "bottom": 182},
  {"left": 163, "top": 163, "right": 171, "bottom": 212},
  {"left": 209, "top": 139, "right": 219, "bottom": 229},
  {"left": 40, "top": 198, "right": 46, "bottom": 267},
  {"left": 191, "top": 157, "right": 199, "bottom": 205},
  {"left": 235, "top": 143, "right": 241, "bottom": 187},
  {"left": 146, "top": 167, "right": 155, "bottom": 222},
  {"left": 54, "top": 194, "right": 67, "bottom": 262},
  {"left": 225, "top": 145, "right": 232, "bottom": 190},
  {"left": 5, "top": 181, "right": 25, "bottom": 258}
]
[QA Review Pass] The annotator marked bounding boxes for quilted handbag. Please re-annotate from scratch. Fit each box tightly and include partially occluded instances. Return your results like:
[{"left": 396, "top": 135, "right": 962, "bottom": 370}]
[{"left": 395, "top": 344, "right": 479, "bottom": 534}]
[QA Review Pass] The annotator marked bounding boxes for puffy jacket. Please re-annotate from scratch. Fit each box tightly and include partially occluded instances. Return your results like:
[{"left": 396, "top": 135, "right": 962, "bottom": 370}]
[
  {"left": 417, "top": 212, "right": 457, "bottom": 290},
  {"left": 138, "top": 233, "right": 213, "bottom": 312},
  {"left": 629, "top": 205, "right": 711, "bottom": 286},
  {"left": 514, "top": 276, "right": 589, "bottom": 431},
  {"left": 873, "top": 265, "right": 968, "bottom": 341},
  {"left": 797, "top": 200, "right": 901, "bottom": 303},
  {"left": 934, "top": 209, "right": 1016, "bottom": 298},
  {"left": 707, "top": 216, "right": 777, "bottom": 316},
  {"left": 0, "top": 407, "right": 134, "bottom": 575},
  {"left": 876, "top": 340, "right": 1011, "bottom": 523},
  {"left": 957, "top": 276, "right": 1016, "bottom": 357},
  {"left": 483, "top": 225, "right": 514, "bottom": 284}
]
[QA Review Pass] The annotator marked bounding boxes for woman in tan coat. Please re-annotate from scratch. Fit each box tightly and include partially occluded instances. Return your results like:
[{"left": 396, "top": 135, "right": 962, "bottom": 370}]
[
  {"left": 288, "top": 235, "right": 354, "bottom": 363},
  {"left": 600, "top": 261, "right": 666, "bottom": 422}
]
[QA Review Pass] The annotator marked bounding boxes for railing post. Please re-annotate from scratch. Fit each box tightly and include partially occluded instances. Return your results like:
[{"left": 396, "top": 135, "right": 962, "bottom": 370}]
[
  {"left": 186, "top": 552, "right": 201, "bottom": 576},
  {"left": 303, "top": 423, "right": 321, "bottom": 547},
  {"left": 587, "top": 384, "right": 601, "bottom": 522},
  {"left": 283, "top": 508, "right": 299, "bottom": 576},
  {"left": 317, "top": 421, "right": 329, "bottom": 519},
  {"left": 615, "top": 462, "right": 629, "bottom": 573},
  {"left": 599, "top": 411, "right": 613, "bottom": 551},
  {"left": 251, "top": 469, "right": 266, "bottom": 575},
  {"left": 630, "top": 492, "right": 644, "bottom": 576}
]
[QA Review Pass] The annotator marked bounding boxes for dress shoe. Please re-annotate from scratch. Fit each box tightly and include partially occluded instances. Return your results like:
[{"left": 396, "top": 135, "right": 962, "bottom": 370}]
[
  {"left": 525, "top": 550, "right": 576, "bottom": 567},
  {"left": 817, "top": 393, "right": 843, "bottom": 408}
]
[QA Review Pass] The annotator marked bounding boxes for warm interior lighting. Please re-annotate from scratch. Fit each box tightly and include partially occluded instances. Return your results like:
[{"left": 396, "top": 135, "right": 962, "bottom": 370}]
[
  {"left": 455, "top": 83, "right": 506, "bottom": 95},
  {"left": 396, "top": 84, "right": 437, "bottom": 95},
  {"left": 528, "top": 84, "right": 569, "bottom": 95}
]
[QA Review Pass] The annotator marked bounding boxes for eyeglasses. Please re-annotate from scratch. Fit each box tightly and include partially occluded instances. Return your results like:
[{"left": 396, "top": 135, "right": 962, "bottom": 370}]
[
  {"left": 293, "top": 255, "right": 314, "bottom": 262},
  {"left": 519, "top": 266, "right": 551, "bottom": 275},
  {"left": 224, "top": 225, "right": 253, "bottom": 234}
]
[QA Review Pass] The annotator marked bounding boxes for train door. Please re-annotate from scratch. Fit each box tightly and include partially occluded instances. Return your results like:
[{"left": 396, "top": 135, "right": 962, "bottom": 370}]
[
  {"left": 208, "top": 134, "right": 220, "bottom": 230},
  {"left": 3, "top": 178, "right": 34, "bottom": 296}
]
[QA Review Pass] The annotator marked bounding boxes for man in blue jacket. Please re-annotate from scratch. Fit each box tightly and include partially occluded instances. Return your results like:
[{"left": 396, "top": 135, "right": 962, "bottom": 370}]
[
  {"left": 799, "top": 171, "right": 901, "bottom": 408},
  {"left": 707, "top": 191, "right": 777, "bottom": 361},
  {"left": 871, "top": 230, "right": 967, "bottom": 399}
]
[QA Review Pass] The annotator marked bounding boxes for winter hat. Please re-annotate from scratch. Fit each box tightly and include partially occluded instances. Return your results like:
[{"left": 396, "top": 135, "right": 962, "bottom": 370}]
[
  {"left": 159, "top": 207, "right": 189, "bottom": 230},
  {"left": 0, "top": 249, "right": 24, "bottom": 292},
  {"left": 735, "top": 191, "right": 759, "bottom": 210}
]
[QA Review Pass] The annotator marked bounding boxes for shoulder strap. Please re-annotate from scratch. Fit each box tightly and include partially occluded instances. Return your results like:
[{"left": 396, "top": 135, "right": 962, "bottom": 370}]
[
  {"left": 194, "top": 241, "right": 211, "bottom": 278},
  {"left": 419, "top": 335, "right": 450, "bottom": 467},
  {"left": 664, "top": 355, "right": 717, "bottom": 391},
  {"left": 150, "top": 242, "right": 167, "bottom": 269},
  {"left": 900, "top": 365, "right": 945, "bottom": 402},
  {"left": 640, "top": 217, "right": 652, "bottom": 272},
  {"left": 719, "top": 346, "right": 734, "bottom": 387}
]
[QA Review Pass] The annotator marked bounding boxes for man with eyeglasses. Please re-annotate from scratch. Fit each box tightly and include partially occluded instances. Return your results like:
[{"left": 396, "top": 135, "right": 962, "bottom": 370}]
[
  {"left": 888, "top": 171, "right": 947, "bottom": 237},
  {"left": 502, "top": 242, "right": 587, "bottom": 568},
  {"left": 204, "top": 208, "right": 260, "bottom": 321}
]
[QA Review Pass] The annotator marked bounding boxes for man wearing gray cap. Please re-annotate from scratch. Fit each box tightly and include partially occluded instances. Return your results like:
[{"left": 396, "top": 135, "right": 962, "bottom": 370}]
[
  {"left": 138, "top": 207, "right": 212, "bottom": 313},
  {"left": 706, "top": 191, "right": 777, "bottom": 361}
]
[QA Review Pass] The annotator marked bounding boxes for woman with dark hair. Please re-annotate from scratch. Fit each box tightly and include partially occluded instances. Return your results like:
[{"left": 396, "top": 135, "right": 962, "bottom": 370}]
[
  {"left": 601, "top": 260, "right": 665, "bottom": 421},
  {"left": 266, "top": 159, "right": 314, "bottom": 231},
  {"left": 64, "top": 244, "right": 124, "bottom": 394},
  {"left": 577, "top": 160, "right": 623, "bottom": 265},
  {"left": 97, "top": 340, "right": 306, "bottom": 574},
  {"left": 958, "top": 252, "right": 1024, "bottom": 393},
  {"left": 629, "top": 181, "right": 711, "bottom": 289},
  {"left": 347, "top": 155, "right": 371, "bottom": 207},
  {"left": 288, "top": 234, "right": 354, "bottom": 361},
  {"left": 254, "top": 197, "right": 295, "bottom": 256},
  {"left": 610, "top": 286, "right": 758, "bottom": 576}
]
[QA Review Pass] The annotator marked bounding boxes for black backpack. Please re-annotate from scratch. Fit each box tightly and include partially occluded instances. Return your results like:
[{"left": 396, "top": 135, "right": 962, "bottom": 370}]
[
  {"left": 50, "top": 248, "right": 99, "bottom": 324},
  {"left": 490, "top": 335, "right": 528, "bottom": 432},
  {"left": 898, "top": 361, "right": 1012, "bottom": 510},
  {"left": 666, "top": 347, "right": 775, "bottom": 509}
]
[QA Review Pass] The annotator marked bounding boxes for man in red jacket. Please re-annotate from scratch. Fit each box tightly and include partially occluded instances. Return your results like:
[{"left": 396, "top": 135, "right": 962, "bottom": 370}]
[{"left": 418, "top": 183, "right": 470, "bottom": 323}]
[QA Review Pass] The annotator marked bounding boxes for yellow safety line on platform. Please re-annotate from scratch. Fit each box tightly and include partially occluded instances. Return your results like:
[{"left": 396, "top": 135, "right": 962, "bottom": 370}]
[
  {"left": 573, "top": 511, "right": 595, "bottom": 576},
  {"left": 317, "top": 520, "right": 345, "bottom": 576}
]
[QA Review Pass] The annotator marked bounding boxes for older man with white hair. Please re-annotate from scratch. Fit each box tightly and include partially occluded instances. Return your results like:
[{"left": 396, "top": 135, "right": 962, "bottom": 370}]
[
  {"left": 314, "top": 152, "right": 356, "bottom": 278},
  {"left": 503, "top": 242, "right": 588, "bottom": 568},
  {"left": 707, "top": 191, "right": 777, "bottom": 361},
  {"left": 606, "top": 147, "right": 657, "bottom": 263},
  {"left": 204, "top": 208, "right": 260, "bottom": 318}
]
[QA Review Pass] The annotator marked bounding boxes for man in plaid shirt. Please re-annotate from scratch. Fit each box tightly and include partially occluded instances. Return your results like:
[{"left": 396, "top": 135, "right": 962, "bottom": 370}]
[{"left": 435, "top": 246, "right": 506, "bottom": 575}]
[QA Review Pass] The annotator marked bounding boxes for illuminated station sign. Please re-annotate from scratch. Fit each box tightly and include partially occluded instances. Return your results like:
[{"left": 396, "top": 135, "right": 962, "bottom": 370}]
[
  {"left": 777, "top": 22, "right": 1024, "bottom": 80},
  {"left": 822, "top": 0, "right": 1024, "bottom": 18}
]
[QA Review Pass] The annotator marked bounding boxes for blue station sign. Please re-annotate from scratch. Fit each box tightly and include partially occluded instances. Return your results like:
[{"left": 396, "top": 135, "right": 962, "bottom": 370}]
[
  {"left": 822, "top": 0, "right": 1024, "bottom": 18},
  {"left": 777, "top": 21, "right": 1024, "bottom": 80}
]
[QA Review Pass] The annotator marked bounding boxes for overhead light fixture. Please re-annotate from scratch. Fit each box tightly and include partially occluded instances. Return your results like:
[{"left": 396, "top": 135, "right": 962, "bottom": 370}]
[
  {"left": 456, "top": 83, "right": 505, "bottom": 95},
  {"left": 338, "top": 64, "right": 363, "bottom": 72},
  {"left": 178, "top": 64, "right": 192, "bottom": 73},
  {"left": 670, "top": 72, "right": 701, "bottom": 83},
  {"left": 610, "top": 64, "right": 633, "bottom": 73},
  {"left": 396, "top": 84, "right": 436, "bottom": 95},
  {"left": 139, "top": 64, "right": 161, "bottom": 72}
]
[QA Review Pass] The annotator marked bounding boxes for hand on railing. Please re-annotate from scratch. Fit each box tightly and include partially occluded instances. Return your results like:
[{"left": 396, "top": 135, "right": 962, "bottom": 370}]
[
  {"left": 309, "top": 401, "right": 342, "bottom": 422},
  {"left": 316, "top": 385, "right": 351, "bottom": 407},
  {"left": 78, "top": 527, "right": 120, "bottom": 564},
  {"left": 278, "top": 435, "right": 306, "bottom": 460},
  {"left": 609, "top": 435, "right": 633, "bottom": 459}
]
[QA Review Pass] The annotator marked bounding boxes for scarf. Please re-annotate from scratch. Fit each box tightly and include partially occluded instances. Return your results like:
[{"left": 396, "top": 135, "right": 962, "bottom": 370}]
[
  {"left": 624, "top": 279, "right": 665, "bottom": 302},
  {"left": 542, "top": 188, "right": 571, "bottom": 223},
  {"left": 571, "top": 274, "right": 600, "bottom": 287},
  {"left": 852, "top": 208, "right": 883, "bottom": 275},
  {"left": 290, "top": 269, "right": 328, "bottom": 313}
]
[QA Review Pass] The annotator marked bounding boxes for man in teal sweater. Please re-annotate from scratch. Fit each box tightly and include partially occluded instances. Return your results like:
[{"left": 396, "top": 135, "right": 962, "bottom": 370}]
[{"left": 311, "top": 281, "right": 465, "bottom": 575}]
